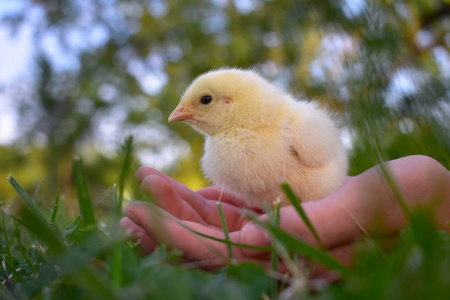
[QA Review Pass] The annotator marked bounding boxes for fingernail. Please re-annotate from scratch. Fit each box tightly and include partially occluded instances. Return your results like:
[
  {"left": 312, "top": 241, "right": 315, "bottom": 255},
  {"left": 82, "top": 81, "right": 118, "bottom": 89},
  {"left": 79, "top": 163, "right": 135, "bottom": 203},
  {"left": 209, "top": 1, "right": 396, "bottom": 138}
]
[{"left": 126, "top": 211, "right": 137, "bottom": 222}]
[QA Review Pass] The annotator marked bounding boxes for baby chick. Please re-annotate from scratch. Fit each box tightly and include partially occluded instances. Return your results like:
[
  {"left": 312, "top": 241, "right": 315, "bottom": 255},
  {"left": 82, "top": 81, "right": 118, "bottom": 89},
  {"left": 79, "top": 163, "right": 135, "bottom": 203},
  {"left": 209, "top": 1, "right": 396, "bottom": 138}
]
[{"left": 169, "top": 68, "right": 347, "bottom": 209}]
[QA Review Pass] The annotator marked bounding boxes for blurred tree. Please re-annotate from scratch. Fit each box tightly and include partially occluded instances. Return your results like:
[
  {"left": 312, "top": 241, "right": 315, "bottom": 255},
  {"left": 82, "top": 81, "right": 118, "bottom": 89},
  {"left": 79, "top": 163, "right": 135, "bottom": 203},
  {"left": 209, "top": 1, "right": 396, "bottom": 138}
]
[{"left": 0, "top": 0, "right": 448, "bottom": 210}]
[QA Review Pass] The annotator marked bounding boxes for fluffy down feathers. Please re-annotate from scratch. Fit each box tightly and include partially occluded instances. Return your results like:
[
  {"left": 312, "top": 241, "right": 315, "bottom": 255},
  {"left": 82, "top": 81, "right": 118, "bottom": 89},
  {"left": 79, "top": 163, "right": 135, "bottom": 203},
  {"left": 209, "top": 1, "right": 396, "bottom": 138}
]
[{"left": 169, "top": 68, "right": 348, "bottom": 209}]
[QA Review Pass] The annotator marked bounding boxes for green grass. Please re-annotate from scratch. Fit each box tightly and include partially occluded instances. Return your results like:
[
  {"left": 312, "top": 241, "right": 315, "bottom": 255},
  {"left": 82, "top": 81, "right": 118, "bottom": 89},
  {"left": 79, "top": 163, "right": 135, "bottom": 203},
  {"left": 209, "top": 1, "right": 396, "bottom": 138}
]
[{"left": 1, "top": 137, "right": 450, "bottom": 299}]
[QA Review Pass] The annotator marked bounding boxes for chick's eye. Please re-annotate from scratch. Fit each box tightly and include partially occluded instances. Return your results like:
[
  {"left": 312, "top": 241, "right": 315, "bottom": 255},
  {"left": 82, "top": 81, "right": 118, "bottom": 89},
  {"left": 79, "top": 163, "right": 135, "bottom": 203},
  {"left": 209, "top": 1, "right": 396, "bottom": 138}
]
[{"left": 200, "top": 95, "right": 213, "bottom": 105}]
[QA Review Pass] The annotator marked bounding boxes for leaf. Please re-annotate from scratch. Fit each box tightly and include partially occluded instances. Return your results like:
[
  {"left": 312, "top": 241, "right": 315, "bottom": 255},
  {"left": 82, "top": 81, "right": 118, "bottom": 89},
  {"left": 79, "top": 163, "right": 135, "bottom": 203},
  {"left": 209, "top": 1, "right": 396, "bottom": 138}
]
[
  {"left": 266, "top": 224, "right": 351, "bottom": 278},
  {"left": 281, "top": 182, "right": 325, "bottom": 249},
  {"left": 117, "top": 135, "right": 134, "bottom": 212},
  {"left": 177, "top": 221, "right": 273, "bottom": 252},
  {"left": 7, "top": 175, "right": 47, "bottom": 225},
  {"left": 63, "top": 216, "right": 86, "bottom": 245},
  {"left": 72, "top": 156, "right": 96, "bottom": 229},
  {"left": 227, "top": 263, "right": 269, "bottom": 298},
  {"left": 270, "top": 200, "right": 281, "bottom": 298},
  {"left": 217, "top": 201, "right": 234, "bottom": 260},
  {"left": 6, "top": 201, "right": 66, "bottom": 254},
  {"left": 51, "top": 193, "right": 59, "bottom": 224},
  {"left": 111, "top": 184, "right": 122, "bottom": 287}
]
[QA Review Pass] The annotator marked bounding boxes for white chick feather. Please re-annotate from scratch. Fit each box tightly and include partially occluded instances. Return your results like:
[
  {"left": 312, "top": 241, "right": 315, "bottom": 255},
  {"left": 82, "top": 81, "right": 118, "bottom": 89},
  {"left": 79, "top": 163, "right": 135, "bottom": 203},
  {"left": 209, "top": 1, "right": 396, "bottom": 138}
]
[{"left": 169, "top": 68, "right": 347, "bottom": 209}]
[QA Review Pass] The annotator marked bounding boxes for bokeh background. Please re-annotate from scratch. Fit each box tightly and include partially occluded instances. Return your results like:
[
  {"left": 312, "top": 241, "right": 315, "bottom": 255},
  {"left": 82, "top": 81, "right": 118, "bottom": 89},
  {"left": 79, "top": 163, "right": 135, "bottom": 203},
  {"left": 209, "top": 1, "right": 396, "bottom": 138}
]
[{"left": 0, "top": 0, "right": 449, "bottom": 213}]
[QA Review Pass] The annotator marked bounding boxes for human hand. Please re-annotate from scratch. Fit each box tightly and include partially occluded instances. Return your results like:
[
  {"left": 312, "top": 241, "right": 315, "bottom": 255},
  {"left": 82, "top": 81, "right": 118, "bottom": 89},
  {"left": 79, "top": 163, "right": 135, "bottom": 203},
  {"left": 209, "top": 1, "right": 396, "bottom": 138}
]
[
  {"left": 120, "top": 165, "right": 272, "bottom": 269},
  {"left": 120, "top": 155, "right": 450, "bottom": 278}
]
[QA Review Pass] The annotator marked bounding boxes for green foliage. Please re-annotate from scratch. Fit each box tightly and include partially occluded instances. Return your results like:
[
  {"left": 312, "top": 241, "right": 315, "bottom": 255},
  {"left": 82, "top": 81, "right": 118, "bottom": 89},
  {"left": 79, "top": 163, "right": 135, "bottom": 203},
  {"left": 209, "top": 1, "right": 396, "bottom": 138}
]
[
  {"left": 1, "top": 148, "right": 272, "bottom": 299},
  {"left": 308, "top": 215, "right": 450, "bottom": 300},
  {"left": 2, "top": 147, "right": 450, "bottom": 299},
  {"left": 72, "top": 157, "right": 97, "bottom": 230}
]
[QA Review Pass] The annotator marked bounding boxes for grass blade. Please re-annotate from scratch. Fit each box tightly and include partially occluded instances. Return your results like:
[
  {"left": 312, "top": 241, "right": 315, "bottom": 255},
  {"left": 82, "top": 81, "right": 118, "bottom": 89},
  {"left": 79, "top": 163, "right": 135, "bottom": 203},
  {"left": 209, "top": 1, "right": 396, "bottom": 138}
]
[
  {"left": 375, "top": 161, "right": 411, "bottom": 219},
  {"left": 113, "top": 184, "right": 119, "bottom": 216},
  {"left": 7, "top": 175, "right": 47, "bottom": 225},
  {"left": 267, "top": 224, "right": 351, "bottom": 278},
  {"left": 217, "top": 201, "right": 234, "bottom": 260},
  {"left": 111, "top": 243, "right": 122, "bottom": 289},
  {"left": 72, "top": 267, "right": 119, "bottom": 300},
  {"left": 177, "top": 221, "right": 273, "bottom": 252},
  {"left": 281, "top": 183, "right": 325, "bottom": 249},
  {"left": 270, "top": 200, "right": 281, "bottom": 298},
  {"left": 112, "top": 185, "right": 122, "bottom": 287},
  {"left": 32, "top": 179, "right": 43, "bottom": 202},
  {"left": 5, "top": 201, "right": 66, "bottom": 254},
  {"left": 72, "top": 156, "right": 96, "bottom": 229},
  {"left": 51, "top": 194, "right": 60, "bottom": 224},
  {"left": 13, "top": 220, "right": 35, "bottom": 269},
  {"left": 1, "top": 204, "right": 13, "bottom": 265},
  {"left": 117, "top": 135, "right": 134, "bottom": 212}
]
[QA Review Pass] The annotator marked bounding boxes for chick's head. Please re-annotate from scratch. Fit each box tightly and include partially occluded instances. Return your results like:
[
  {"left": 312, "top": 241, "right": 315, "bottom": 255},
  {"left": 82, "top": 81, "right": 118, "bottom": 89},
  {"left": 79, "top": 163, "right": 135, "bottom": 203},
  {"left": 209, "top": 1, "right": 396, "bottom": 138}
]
[{"left": 169, "top": 68, "right": 281, "bottom": 136}]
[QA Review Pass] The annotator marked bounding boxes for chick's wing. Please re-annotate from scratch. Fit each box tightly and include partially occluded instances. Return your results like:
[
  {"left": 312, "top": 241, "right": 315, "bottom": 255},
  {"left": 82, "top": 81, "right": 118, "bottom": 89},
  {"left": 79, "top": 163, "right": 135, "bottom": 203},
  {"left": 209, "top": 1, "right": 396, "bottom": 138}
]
[{"left": 285, "top": 102, "right": 341, "bottom": 169}]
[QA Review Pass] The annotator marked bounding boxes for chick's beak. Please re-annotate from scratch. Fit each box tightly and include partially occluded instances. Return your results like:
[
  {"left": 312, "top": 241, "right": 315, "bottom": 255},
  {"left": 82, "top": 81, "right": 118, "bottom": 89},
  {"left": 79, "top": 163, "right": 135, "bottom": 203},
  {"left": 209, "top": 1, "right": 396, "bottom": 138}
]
[{"left": 168, "top": 103, "right": 197, "bottom": 122}]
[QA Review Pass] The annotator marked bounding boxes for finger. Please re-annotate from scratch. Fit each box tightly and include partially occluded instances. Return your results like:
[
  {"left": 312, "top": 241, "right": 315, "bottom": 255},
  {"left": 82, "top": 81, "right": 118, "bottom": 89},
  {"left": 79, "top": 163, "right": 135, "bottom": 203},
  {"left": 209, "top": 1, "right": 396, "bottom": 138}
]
[
  {"left": 125, "top": 202, "right": 307, "bottom": 273},
  {"left": 125, "top": 201, "right": 242, "bottom": 267},
  {"left": 140, "top": 174, "right": 207, "bottom": 225},
  {"left": 196, "top": 186, "right": 252, "bottom": 208},
  {"left": 136, "top": 166, "right": 199, "bottom": 200},
  {"left": 139, "top": 171, "right": 249, "bottom": 231},
  {"left": 123, "top": 201, "right": 354, "bottom": 279},
  {"left": 137, "top": 167, "right": 246, "bottom": 213},
  {"left": 120, "top": 217, "right": 157, "bottom": 255},
  {"left": 135, "top": 166, "right": 161, "bottom": 183},
  {"left": 137, "top": 167, "right": 207, "bottom": 210},
  {"left": 309, "top": 243, "right": 355, "bottom": 279}
]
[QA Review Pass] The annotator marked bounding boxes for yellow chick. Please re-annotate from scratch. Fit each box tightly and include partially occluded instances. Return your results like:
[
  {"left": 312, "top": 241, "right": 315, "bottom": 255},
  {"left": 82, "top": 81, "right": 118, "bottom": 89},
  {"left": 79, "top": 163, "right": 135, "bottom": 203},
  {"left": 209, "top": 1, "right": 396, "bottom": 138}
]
[{"left": 169, "top": 68, "right": 347, "bottom": 209}]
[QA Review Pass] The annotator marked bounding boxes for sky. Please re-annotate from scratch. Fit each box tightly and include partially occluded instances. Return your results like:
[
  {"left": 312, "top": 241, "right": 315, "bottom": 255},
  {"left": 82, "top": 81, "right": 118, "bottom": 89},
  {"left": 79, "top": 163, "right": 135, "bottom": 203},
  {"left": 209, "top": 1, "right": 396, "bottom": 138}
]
[
  {"left": 0, "top": 0, "right": 164, "bottom": 146},
  {"left": 0, "top": 23, "right": 31, "bottom": 144},
  {"left": 0, "top": 1, "right": 35, "bottom": 144},
  {"left": 0, "top": 0, "right": 191, "bottom": 169}
]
